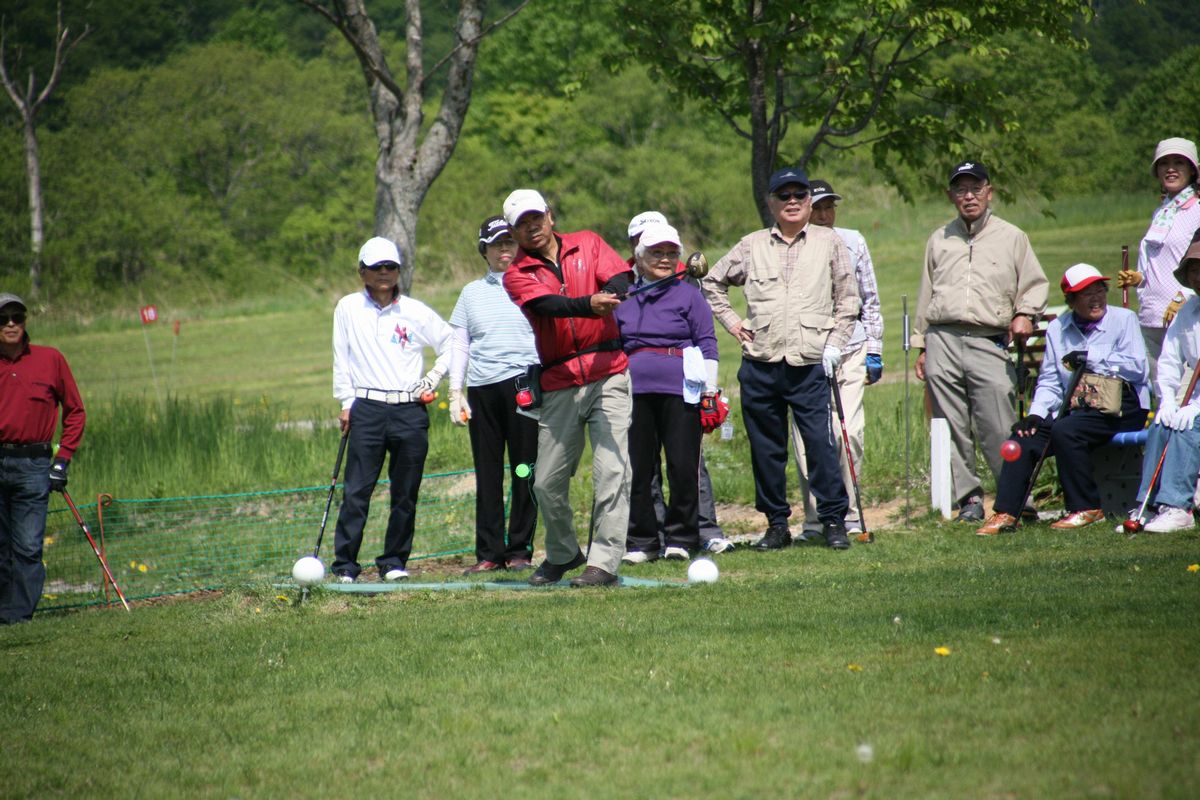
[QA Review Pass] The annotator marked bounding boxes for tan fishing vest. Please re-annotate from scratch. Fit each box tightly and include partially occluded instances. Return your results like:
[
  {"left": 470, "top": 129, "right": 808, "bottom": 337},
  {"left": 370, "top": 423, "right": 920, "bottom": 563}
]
[{"left": 742, "top": 231, "right": 837, "bottom": 364}]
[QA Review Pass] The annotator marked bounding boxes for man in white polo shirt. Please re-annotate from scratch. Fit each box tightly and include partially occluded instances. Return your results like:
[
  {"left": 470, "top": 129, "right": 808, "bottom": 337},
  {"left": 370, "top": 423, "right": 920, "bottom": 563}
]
[{"left": 331, "top": 236, "right": 452, "bottom": 583}]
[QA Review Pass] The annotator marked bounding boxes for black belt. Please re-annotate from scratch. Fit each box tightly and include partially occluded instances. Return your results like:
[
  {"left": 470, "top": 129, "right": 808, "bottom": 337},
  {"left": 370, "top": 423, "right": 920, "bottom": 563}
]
[{"left": 0, "top": 442, "right": 52, "bottom": 458}]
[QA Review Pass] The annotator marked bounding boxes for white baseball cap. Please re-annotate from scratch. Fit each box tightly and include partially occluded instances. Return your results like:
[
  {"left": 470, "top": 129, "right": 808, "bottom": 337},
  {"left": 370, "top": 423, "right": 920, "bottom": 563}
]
[
  {"left": 357, "top": 237, "right": 402, "bottom": 267},
  {"left": 502, "top": 189, "right": 549, "bottom": 226},
  {"left": 1060, "top": 263, "right": 1109, "bottom": 294},
  {"left": 635, "top": 222, "right": 682, "bottom": 251},
  {"left": 627, "top": 211, "right": 668, "bottom": 240},
  {"left": 1151, "top": 137, "right": 1198, "bottom": 179}
]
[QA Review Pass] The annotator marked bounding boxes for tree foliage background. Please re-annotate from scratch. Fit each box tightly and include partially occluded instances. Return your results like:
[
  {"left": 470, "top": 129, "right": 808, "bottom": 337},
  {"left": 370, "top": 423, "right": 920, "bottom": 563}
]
[{"left": 0, "top": 0, "right": 1196, "bottom": 310}]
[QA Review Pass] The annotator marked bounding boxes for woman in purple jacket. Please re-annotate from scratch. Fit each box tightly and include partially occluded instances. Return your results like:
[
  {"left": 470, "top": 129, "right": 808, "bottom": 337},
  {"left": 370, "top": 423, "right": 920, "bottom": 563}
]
[{"left": 614, "top": 223, "right": 721, "bottom": 562}]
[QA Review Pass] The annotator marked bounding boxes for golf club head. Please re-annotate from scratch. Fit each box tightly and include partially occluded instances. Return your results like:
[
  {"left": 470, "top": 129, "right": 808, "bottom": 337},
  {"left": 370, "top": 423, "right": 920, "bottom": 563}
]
[
  {"left": 1121, "top": 518, "right": 1143, "bottom": 533},
  {"left": 685, "top": 251, "right": 709, "bottom": 279}
]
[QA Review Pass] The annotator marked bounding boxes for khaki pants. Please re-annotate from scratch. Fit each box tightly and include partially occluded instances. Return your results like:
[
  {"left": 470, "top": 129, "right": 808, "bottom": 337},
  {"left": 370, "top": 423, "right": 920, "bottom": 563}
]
[
  {"left": 924, "top": 327, "right": 1016, "bottom": 505},
  {"left": 534, "top": 371, "right": 632, "bottom": 574},
  {"left": 793, "top": 344, "right": 867, "bottom": 529}
]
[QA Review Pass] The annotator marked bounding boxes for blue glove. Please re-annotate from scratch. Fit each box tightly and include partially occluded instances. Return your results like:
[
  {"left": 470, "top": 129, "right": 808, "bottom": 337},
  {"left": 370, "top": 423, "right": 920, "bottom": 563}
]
[
  {"left": 49, "top": 459, "right": 69, "bottom": 492},
  {"left": 866, "top": 354, "right": 883, "bottom": 385}
]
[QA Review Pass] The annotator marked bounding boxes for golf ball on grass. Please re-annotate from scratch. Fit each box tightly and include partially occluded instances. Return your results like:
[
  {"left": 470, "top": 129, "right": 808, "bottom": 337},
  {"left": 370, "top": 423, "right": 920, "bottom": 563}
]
[
  {"left": 292, "top": 556, "right": 326, "bottom": 586},
  {"left": 687, "top": 557, "right": 719, "bottom": 584}
]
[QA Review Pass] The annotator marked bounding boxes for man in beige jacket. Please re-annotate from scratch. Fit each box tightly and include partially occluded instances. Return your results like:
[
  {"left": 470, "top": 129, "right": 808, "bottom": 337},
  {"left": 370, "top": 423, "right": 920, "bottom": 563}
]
[
  {"left": 912, "top": 161, "right": 1048, "bottom": 522},
  {"left": 703, "top": 167, "right": 861, "bottom": 550}
]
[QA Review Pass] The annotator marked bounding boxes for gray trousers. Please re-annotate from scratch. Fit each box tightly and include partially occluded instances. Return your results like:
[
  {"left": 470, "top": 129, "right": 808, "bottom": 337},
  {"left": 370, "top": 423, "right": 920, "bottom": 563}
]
[
  {"left": 534, "top": 371, "right": 631, "bottom": 574},
  {"left": 924, "top": 327, "right": 1016, "bottom": 505}
]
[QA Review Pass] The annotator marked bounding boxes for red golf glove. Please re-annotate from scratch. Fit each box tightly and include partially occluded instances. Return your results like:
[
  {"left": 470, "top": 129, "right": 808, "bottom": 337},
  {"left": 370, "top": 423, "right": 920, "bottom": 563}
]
[{"left": 699, "top": 391, "right": 729, "bottom": 434}]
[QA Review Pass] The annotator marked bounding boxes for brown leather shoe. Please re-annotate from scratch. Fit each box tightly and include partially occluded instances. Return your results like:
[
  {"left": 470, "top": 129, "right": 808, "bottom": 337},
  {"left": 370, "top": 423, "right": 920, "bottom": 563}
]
[
  {"left": 1050, "top": 509, "right": 1105, "bottom": 530},
  {"left": 976, "top": 513, "right": 1018, "bottom": 536},
  {"left": 569, "top": 565, "right": 618, "bottom": 587},
  {"left": 462, "top": 560, "right": 504, "bottom": 575}
]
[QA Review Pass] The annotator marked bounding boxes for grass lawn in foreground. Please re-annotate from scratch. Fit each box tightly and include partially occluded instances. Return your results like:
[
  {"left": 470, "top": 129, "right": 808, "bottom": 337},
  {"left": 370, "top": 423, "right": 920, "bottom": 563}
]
[{"left": 3, "top": 521, "right": 1198, "bottom": 799}]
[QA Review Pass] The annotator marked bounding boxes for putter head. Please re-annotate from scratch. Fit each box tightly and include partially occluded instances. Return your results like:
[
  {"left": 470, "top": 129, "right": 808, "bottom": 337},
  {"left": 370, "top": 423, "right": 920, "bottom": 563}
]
[
  {"left": 1121, "top": 518, "right": 1143, "bottom": 534},
  {"left": 685, "top": 251, "right": 709, "bottom": 279}
]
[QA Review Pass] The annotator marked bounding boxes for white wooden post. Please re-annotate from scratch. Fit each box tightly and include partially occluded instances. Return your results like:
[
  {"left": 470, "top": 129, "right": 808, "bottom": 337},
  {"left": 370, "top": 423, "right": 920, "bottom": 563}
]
[{"left": 930, "top": 418, "right": 953, "bottom": 519}]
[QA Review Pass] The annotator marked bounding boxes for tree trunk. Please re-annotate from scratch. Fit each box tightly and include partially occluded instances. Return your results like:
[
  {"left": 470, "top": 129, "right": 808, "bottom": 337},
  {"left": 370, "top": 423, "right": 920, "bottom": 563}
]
[{"left": 22, "top": 115, "right": 45, "bottom": 301}]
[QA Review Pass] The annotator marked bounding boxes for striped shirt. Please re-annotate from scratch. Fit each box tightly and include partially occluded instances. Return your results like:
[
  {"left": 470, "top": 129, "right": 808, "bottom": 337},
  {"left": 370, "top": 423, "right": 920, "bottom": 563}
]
[
  {"left": 834, "top": 226, "right": 884, "bottom": 355},
  {"left": 448, "top": 271, "right": 539, "bottom": 387},
  {"left": 1136, "top": 192, "right": 1200, "bottom": 329},
  {"left": 332, "top": 289, "right": 452, "bottom": 410}
]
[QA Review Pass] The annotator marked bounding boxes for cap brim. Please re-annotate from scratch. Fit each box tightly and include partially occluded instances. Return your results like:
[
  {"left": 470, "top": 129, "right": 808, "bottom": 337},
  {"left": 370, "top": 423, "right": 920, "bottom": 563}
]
[{"left": 1062, "top": 275, "right": 1109, "bottom": 293}]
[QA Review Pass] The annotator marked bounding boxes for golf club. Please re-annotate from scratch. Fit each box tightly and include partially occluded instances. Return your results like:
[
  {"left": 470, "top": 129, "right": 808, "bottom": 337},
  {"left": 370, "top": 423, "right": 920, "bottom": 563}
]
[
  {"left": 312, "top": 430, "right": 349, "bottom": 558},
  {"left": 60, "top": 489, "right": 131, "bottom": 612},
  {"left": 623, "top": 251, "right": 709, "bottom": 297},
  {"left": 902, "top": 295, "right": 911, "bottom": 524},
  {"left": 1016, "top": 336, "right": 1028, "bottom": 418},
  {"left": 1016, "top": 350, "right": 1089, "bottom": 515},
  {"left": 828, "top": 372, "right": 872, "bottom": 543},
  {"left": 1121, "top": 245, "right": 1130, "bottom": 308},
  {"left": 1123, "top": 359, "right": 1200, "bottom": 532}
]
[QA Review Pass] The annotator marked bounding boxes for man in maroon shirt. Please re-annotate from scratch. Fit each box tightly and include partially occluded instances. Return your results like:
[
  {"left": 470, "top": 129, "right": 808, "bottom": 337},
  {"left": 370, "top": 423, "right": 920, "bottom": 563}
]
[
  {"left": 0, "top": 293, "right": 86, "bottom": 624},
  {"left": 503, "top": 189, "right": 634, "bottom": 587}
]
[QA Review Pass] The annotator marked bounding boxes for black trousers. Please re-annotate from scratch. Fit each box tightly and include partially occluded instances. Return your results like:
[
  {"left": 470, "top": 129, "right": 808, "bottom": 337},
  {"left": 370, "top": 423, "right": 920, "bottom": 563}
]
[
  {"left": 332, "top": 399, "right": 429, "bottom": 578},
  {"left": 993, "top": 407, "right": 1147, "bottom": 515},
  {"left": 467, "top": 379, "right": 539, "bottom": 562},
  {"left": 739, "top": 358, "right": 848, "bottom": 525},
  {"left": 627, "top": 393, "right": 702, "bottom": 553}
]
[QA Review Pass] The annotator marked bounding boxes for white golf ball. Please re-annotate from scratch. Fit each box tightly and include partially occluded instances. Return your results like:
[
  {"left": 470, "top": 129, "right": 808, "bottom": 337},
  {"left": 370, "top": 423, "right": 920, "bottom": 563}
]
[
  {"left": 292, "top": 556, "right": 326, "bottom": 586},
  {"left": 687, "top": 557, "right": 719, "bottom": 584}
]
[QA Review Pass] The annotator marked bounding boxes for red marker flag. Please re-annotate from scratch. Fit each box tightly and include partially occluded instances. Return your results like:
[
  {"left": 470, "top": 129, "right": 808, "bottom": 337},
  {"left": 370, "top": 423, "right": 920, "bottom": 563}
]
[{"left": 139, "top": 305, "right": 158, "bottom": 325}]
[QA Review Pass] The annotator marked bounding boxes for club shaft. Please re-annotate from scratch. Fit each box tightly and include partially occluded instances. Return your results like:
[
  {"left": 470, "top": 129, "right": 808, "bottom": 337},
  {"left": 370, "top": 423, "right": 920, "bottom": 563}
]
[
  {"left": 1135, "top": 359, "right": 1200, "bottom": 522},
  {"left": 828, "top": 374, "right": 869, "bottom": 539},
  {"left": 62, "top": 490, "right": 130, "bottom": 612},
  {"left": 1122, "top": 245, "right": 1130, "bottom": 308},
  {"left": 313, "top": 432, "right": 349, "bottom": 557},
  {"left": 1018, "top": 362, "right": 1088, "bottom": 513}
]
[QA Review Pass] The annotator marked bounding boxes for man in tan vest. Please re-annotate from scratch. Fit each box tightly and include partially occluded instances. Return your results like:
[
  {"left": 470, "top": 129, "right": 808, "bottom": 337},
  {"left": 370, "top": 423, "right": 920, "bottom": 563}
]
[
  {"left": 703, "top": 167, "right": 861, "bottom": 551},
  {"left": 912, "top": 161, "right": 1048, "bottom": 522}
]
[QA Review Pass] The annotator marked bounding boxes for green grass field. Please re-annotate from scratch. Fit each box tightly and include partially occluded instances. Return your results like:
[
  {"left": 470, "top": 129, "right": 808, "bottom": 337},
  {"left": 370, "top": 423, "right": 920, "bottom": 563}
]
[{"left": 4, "top": 524, "right": 1198, "bottom": 798}]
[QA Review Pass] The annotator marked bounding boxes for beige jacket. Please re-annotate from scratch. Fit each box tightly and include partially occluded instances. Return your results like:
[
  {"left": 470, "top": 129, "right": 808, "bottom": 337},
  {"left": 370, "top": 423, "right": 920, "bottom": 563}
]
[
  {"left": 911, "top": 210, "right": 1047, "bottom": 349},
  {"left": 703, "top": 224, "right": 860, "bottom": 365}
]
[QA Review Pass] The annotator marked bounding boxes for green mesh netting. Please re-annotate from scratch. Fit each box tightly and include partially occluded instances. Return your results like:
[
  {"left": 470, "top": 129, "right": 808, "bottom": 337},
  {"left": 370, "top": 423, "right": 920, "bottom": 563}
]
[{"left": 39, "top": 470, "right": 475, "bottom": 610}]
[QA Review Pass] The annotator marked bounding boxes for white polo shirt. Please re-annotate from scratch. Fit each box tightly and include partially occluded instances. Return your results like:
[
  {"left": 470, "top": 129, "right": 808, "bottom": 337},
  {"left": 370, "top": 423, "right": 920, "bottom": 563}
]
[{"left": 333, "top": 289, "right": 452, "bottom": 410}]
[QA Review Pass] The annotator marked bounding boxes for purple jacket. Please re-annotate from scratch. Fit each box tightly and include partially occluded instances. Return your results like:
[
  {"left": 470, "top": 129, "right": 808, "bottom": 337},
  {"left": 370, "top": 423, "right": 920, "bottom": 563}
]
[{"left": 614, "top": 278, "right": 718, "bottom": 397}]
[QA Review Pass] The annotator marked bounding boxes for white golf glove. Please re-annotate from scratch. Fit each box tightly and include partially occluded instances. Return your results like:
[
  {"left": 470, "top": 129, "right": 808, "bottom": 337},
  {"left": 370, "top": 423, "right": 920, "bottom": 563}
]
[
  {"left": 1154, "top": 404, "right": 1178, "bottom": 429},
  {"left": 449, "top": 389, "right": 471, "bottom": 426},
  {"left": 821, "top": 345, "right": 842, "bottom": 376},
  {"left": 1169, "top": 404, "right": 1200, "bottom": 431},
  {"left": 415, "top": 372, "right": 440, "bottom": 399}
]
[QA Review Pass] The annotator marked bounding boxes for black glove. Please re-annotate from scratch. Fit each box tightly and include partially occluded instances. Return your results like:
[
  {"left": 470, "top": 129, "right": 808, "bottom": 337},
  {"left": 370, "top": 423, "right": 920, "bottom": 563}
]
[
  {"left": 1011, "top": 414, "right": 1045, "bottom": 437},
  {"left": 48, "top": 458, "right": 69, "bottom": 492},
  {"left": 1061, "top": 350, "right": 1087, "bottom": 371}
]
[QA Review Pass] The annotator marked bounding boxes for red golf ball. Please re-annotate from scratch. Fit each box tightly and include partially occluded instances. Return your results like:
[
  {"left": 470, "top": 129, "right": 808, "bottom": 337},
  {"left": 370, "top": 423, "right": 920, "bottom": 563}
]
[{"left": 1000, "top": 439, "right": 1021, "bottom": 462}]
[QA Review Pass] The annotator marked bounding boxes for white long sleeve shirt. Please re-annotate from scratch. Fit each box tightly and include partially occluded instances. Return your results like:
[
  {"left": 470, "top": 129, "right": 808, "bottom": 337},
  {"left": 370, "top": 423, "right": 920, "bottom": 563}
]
[
  {"left": 1157, "top": 296, "right": 1200, "bottom": 410},
  {"left": 333, "top": 289, "right": 452, "bottom": 411}
]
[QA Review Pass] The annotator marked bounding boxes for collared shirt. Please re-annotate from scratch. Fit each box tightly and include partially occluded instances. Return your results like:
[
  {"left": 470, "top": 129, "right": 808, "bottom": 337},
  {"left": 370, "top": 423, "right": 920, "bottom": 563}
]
[
  {"left": 449, "top": 271, "right": 539, "bottom": 388},
  {"left": 332, "top": 289, "right": 453, "bottom": 410},
  {"left": 1136, "top": 193, "right": 1200, "bottom": 328},
  {"left": 912, "top": 210, "right": 1048, "bottom": 348},
  {"left": 1030, "top": 306, "right": 1150, "bottom": 419},
  {"left": 1158, "top": 296, "right": 1200, "bottom": 408},
  {"left": 504, "top": 229, "right": 631, "bottom": 391},
  {"left": 0, "top": 341, "right": 86, "bottom": 459},
  {"left": 833, "top": 226, "right": 884, "bottom": 355}
]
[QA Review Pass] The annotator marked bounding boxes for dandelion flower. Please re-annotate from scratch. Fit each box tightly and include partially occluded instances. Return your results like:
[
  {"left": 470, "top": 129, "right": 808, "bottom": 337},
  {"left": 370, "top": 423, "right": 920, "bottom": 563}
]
[
  {"left": 138, "top": 564, "right": 148, "bottom": 573},
  {"left": 129, "top": 561, "right": 137, "bottom": 569},
  {"left": 934, "top": 646, "right": 951, "bottom": 657},
  {"left": 438, "top": 401, "right": 448, "bottom": 410},
  {"left": 847, "top": 663, "right": 863, "bottom": 672},
  {"left": 1188, "top": 564, "right": 1199, "bottom": 573}
]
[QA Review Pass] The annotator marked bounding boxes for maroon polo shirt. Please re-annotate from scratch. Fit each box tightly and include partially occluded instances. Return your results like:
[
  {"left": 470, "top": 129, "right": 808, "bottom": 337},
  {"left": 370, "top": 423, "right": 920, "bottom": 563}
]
[{"left": 0, "top": 341, "right": 86, "bottom": 460}]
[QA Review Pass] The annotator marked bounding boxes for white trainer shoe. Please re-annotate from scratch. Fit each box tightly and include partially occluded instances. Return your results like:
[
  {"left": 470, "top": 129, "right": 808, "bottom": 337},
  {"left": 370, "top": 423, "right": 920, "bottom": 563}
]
[
  {"left": 1144, "top": 506, "right": 1196, "bottom": 533},
  {"left": 383, "top": 567, "right": 410, "bottom": 581},
  {"left": 621, "top": 550, "right": 653, "bottom": 565},
  {"left": 703, "top": 537, "right": 736, "bottom": 554},
  {"left": 663, "top": 546, "right": 689, "bottom": 560}
]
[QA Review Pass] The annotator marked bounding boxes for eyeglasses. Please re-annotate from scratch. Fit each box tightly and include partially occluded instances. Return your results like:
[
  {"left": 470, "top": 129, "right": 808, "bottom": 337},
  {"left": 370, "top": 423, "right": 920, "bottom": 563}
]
[
  {"left": 950, "top": 184, "right": 988, "bottom": 198},
  {"left": 773, "top": 190, "right": 809, "bottom": 203},
  {"left": 362, "top": 262, "right": 400, "bottom": 271},
  {"left": 0, "top": 312, "right": 26, "bottom": 326}
]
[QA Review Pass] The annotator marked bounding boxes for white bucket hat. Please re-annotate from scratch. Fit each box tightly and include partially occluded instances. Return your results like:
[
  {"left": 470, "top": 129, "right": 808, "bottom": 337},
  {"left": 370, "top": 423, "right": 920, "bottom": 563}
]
[{"left": 1150, "top": 137, "right": 1198, "bottom": 179}]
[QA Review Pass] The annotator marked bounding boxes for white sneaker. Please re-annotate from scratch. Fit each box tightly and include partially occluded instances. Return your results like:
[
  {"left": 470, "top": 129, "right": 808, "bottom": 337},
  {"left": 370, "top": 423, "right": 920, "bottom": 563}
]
[
  {"left": 383, "top": 567, "right": 410, "bottom": 581},
  {"left": 663, "top": 546, "right": 689, "bottom": 560},
  {"left": 1144, "top": 506, "right": 1196, "bottom": 533},
  {"left": 337, "top": 574, "right": 355, "bottom": 584},
  {"left": 846, "top": 520, "right": 863, "bottom": 534},
  {"left": 703, "top": 537, "right": 736, "bottom": 554},
  {"left": 622, "top": 550, "right": 652, "bottom": 565}
]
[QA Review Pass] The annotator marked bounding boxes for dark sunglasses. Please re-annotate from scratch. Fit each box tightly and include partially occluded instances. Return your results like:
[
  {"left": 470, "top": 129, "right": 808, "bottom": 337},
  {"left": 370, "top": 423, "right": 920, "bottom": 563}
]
[
  {"left": 0, "top": 312, "right": 26, "bottom": 326},
  {"left": 773, "top": 190, "right": 809, "bottom": 202},
  {"left": 362, "top": 261, "right": 400, "bottom": 271}
]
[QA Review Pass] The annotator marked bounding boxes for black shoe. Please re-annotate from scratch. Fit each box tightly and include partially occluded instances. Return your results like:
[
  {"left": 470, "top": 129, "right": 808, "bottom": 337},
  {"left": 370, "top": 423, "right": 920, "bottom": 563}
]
[
  {"left": 753, "top": 523, "right": 792, "bottom": 550},
  {"left": 823, "top": 522, "right": 850, "bottom": 550},
  {"left": 528, "top": 550, "right": 587, "bottom": 586},
  {"left": 956, "top": 496, "right": 985, "bottom": 523},
  {"left": 569, "top": 565, "right": 618, "bottom": 587}
]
